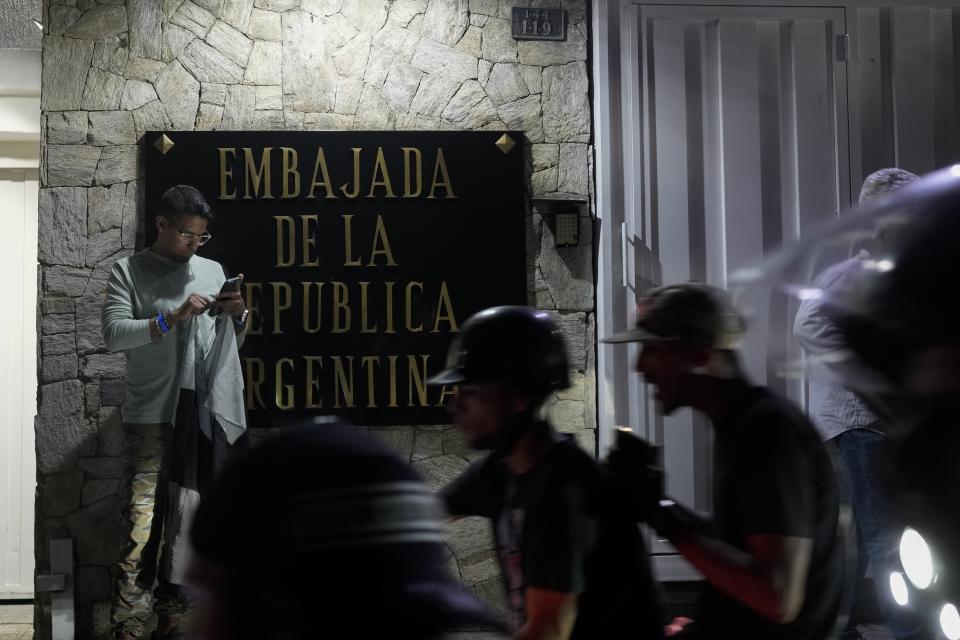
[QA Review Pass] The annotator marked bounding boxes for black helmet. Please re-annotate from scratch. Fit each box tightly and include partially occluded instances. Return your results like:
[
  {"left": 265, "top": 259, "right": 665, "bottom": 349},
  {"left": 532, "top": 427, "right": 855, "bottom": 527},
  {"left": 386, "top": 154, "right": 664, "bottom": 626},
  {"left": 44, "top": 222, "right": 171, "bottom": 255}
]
[{"left": 428, "top": 306, "right": 570, "bottom": 396}]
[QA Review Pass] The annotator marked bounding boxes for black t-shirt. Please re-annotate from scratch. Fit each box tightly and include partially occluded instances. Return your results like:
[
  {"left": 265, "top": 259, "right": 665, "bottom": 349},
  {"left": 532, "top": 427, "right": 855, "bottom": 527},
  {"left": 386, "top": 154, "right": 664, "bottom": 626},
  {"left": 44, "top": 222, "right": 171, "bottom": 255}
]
[
  {"left": 699, "top": 387, "right": 844, "bottom": 640},
  {"left": 442, "top": 432, "right": 664, "bottom": 639}
]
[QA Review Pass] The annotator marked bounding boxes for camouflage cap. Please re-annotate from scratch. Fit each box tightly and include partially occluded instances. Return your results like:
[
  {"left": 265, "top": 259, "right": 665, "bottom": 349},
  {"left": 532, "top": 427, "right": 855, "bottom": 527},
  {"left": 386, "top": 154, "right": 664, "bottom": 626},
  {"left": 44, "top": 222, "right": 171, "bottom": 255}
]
[{"left": 602, "top": 282, "right": 745, "bottom": 350}]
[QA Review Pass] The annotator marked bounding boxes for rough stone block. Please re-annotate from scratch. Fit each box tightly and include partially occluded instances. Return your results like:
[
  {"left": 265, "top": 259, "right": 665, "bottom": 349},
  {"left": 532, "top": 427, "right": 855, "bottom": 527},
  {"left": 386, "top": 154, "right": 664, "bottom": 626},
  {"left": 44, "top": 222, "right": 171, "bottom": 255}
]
[
  {"left": 221, "top": 0, "right": 255, "bottom": 32},
  {"left": 538, "top": 216, "right": 593, "bottom": 311},
  {"left": 121, "top": 182, "right": 139, "bottom": 249},
  {"left": 255, "top": 0, "right": 298, "bottom": 10},
  {"left": 473, "top": 577, "right": 509, "bottom": 621},
  {"left": 171, "top": 1, "right": 216, "bottom": 38},
  {"left": 155, "top": 60, "right": 200, "bottom": 130},
  {"left": 47, "top": 111, "right": 88, "bottom": 145},
  {"left": 92, "top": 36, "right": 129, "bottom": 74},
  {"left": 76, "top": 296, "right": 105, "bottom": 353},
  {"left": 88, "top": 111, "right": 135, "bottom": 146},
  {"left": 381, "top": 62, "right": 423, "bottom": 112},
  {"left": 42, "top": 297, "right": 76, "bottom": 316},
  {"left": 42, "top": 469, "right": 84, "bottom": 517},
  {"left": 409, "top": 74, "right": 460, "bottom": 118},
  {"left": 340, "top": 0, "right": 389, "bottom": 33},
  {"left": 445, "top": 514, "right": 492, "bottom": 560},
  {"left": 518, "top": 24, "right": 587, "bottom": 66},
  {"left": 65, "top": 496, "right": 121, "bottom": 564},
  {"left": 120, "top": 80, "right": 158, "bottom": 111},
  {"left": 84, "top": 383, "right": 100, "bottom": 414},
  {"left": 458, "top": 549, "right": 500, "bottom": 586},
  {"left": 44, "top": 266, "right": 91, "bottom": 298},
  {"left": 85, "top": 229, "right": 123, "bottom": 267},
  {"left": 42, "top": 333, "right": 76, "bottom": 357},
  {"left": 42, "top": 36, "right": 95, "bottom": 111},
  {"left": 66, "top": 4, "right": 127, "bottom": 39},
  {"left": 332, "top": 32, "right": 372, "bottom": 79},
  {"left": 441, "top": 80, "right": 497, "bottom": 128},
  {"left": 46, "top": 146, "right": 100, "bottom": 187},
  {"left": 125, "top": 57, "right": 167, "bottom": 83},
  {"left": 95, "top": 146, "right": 138, "bottom": 186},
  {"left": 85, "top": 257, "right": 129, "bottom": 298},
  {"left": 39, "top": 187, "right": 88, "bottom": 267},
  {"left": 195, "top": 103, "right": 224, "bottom": 130},
  {"left": 132, "top": 100, "right": 173, "bottom": 134},
  {"left": 421, "top": 0, "right": 468, "bottom": 46},
  {"left": 244, "top": 41, "right": 282, "bottom": 86},
  {"left": 201, "top": 82, "right": 227, "bottom": 106},
  {"left": 496, "top": 94, "right": 543, "bottom": 142},
  {"left": 81, "top": 68, "right": 126, "bottom": 110},
  {"left": 412, "top": 427, "right": 443, "bottom": 460},
  {"left": 411, "top": 38, "right": 478, "bottom": 82},
  {"left": 129, "top": 0, "right": 163, "bottom": 59},
  {"left": 541, "top": 62, "right": 590, "bottom": 143},
  {"left": 35, "top": 414, "right": 96, "bottom": 475},
  {"left": 355, "top": 84, "right": 395, "bottom": 129},
  {"left": 531, "top": 143, "right": 559, "bottom": 172},
  {"left": 179, "top": 39, "right": 243, "bottom": 84},
  {"left": 222, "top": 84, "right": 256, "bottom": 128},
  {"left": 206, "top": 20, "right": 253, "bottom": 67},
  {"left": 252, "top": 110, "right": 283, "bottom": 129},
  {"left": 40, "top": 353, "right": 79, "bottom": 382},
  {"left": 281, "top": 11, "right": 339, "bottom": 112},
  {"left": 247, "top": 8, "right": 281, "bottom": 40},
  {"left": 49, "top": 5, "right": 82, "bottom": 36},
  {"left": 484, "top": 63, "right": 528, "bottom": 106},
  {"left": 162, "top": 22, "right": 195, "bottom": 62},
  {"left": 479, "top": 17, "right": 516, "bottom": 63},
  {"left": 412, "top": 453, "right": 469, "bottom": 491},
  {"left": 43, "top": 313, "right": 77, "bottom": 336},
  {"left": 387, "top": 0, "right": 424, "bottom": 26},
  {"left": 82, "top": 353, "right": 126, "bottom": 379},
  {"left": 254, "top": 85, "right": 281, "bottom": 111},
  {"left": 366, "top": 427, "right": 415, "bottom": 459},
  {"left": 558, "top": 143, "right": 589, "bottom": 196},
  {"left": 87, "top": 183, "right": 125, "bottom": 233},
  {"left": 519, "top": 63, "right": 542, "bottom": 93}
]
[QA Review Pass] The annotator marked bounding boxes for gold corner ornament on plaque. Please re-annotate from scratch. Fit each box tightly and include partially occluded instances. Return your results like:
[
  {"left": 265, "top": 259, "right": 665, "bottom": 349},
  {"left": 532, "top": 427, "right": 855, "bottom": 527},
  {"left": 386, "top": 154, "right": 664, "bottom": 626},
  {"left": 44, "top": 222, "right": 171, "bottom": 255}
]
[
  {"left": 153, "top": 133, "right": 175, "bottom": 155},
  {"left": 495, "top": 134, "right": 516, "bottom": 155}
]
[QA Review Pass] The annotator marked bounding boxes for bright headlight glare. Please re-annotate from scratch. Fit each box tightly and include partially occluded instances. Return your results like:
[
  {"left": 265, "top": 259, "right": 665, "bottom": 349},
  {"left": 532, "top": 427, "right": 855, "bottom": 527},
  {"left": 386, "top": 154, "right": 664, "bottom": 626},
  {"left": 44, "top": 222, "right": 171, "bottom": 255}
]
[
  {"left": 900, "top": 528, "right": 934, "bottom": 589},
  {"left": 941, "top": 604, "right": 960, "bottom": 640},
  {"left": 889, "top": 572, "right": 909, "bottom": 606}
]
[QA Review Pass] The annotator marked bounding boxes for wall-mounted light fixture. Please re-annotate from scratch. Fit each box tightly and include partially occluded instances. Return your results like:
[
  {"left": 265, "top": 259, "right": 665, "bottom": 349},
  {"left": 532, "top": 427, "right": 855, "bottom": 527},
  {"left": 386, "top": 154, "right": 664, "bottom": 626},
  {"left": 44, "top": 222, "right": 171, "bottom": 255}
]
[{"left": 531, "top": 194, "right": 589, "bottom": 248}]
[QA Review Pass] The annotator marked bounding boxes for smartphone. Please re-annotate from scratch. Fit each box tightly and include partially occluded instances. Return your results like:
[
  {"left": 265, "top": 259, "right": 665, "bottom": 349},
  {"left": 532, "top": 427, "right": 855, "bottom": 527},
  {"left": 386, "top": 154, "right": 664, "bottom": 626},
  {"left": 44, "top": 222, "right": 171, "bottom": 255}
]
[{"left": 209, "top": 276, "right": 242, "bottom": 315}]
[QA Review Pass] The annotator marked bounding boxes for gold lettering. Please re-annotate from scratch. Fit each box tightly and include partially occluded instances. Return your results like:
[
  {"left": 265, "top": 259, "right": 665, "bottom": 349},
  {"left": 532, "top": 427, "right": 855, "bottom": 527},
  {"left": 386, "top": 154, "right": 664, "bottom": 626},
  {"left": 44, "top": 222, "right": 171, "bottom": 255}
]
[
  {"left": 270, "top": 282, "right": 292, "bottom": 335},
  {"left": 402, "top": 147, "right": 422, "bottom": 198},
  {"left": 361, "top": 355, "right": 379, "bottom": 408},
  {"left": 218, "top": 147, "right": 237, "bottom": 200},
  {"left": 340, "top": 147, "right": 362, "bottom": 198},
  {"left": 388, "top": 355, "right": 399, "bottom": 408},
  {"left": 405, "top": 282, "right": 423, "bottom": 332},
  {"left": 332, "top": 356, "right": 355, "bottom": 408},
  {"left": 307, "top": 147, "right": 336, "bottom": 199},
  {"left": 281, "top": 147, "right": 300, "bottom": 198},
  {"left": 367, "top": 146, "right": 396, "bottom": 198},
  {"left": 359, "top": 282, "right": 378, "bottom": 333},
  {"left": 332, "top": 281, "right": 350, "bottom": 333},
  {"left": 302, "top": 282, "right": 324, "bottom": 333},
  {"left": 407, "top": 355, "right": 429, "bottom": 407},
  {"left": 243, "top": 147, "right": 273, "bottom": 199},
  {"left": 304, "top": 356, "right": 323, "bottom": 409},
  {"left": 342, "top": 215, "right": 361, "bottom": 267},
  {"left": 242, "top": 357, "right": 266, "bottom": 409},
  {"left": 301, "top": 214, "right": 319, "bottom": 267},
  {"left": 368, "top": 215, "right": 398, "bottom": 266},
  {"left": 428, "top": 148, "right": 456, "bottom": 199},
  {"left": 275, "top": 358, "right": 295, "bottom": 410},
  {"left": 437, "top": 384, "right": 457, "bottom": 407},
  {"left": 431, "top": 281, "right": 458, "bottom": 333},
  {"left": 384, "top": 282, "right": 396, "bottom": 334},
  {"left": 274, "top": 216, "right": 295, "bottom": 267},
  {"left": 242, "top": 282, "right": 263, "bottom": 336}
]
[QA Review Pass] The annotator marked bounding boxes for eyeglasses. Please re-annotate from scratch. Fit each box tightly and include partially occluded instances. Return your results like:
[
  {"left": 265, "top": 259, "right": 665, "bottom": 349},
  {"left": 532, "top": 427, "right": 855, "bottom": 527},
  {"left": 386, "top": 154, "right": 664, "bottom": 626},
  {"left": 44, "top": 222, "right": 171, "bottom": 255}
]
[{"left": 164, "top": 217, "right": 212, "bottom": 246}]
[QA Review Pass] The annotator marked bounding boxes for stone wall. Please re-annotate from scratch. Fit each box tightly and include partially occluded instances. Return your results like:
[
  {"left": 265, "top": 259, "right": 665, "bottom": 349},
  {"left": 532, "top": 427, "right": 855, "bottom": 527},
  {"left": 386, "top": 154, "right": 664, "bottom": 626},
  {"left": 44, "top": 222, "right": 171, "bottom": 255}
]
[{"left": 37, "top": 0, "right": 594, "bottom": 637}]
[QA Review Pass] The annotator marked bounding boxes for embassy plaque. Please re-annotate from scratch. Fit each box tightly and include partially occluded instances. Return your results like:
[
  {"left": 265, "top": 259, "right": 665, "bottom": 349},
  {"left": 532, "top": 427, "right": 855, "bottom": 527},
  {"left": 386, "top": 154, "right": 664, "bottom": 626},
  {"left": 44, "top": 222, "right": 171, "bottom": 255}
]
[{"left": 144, "top": 131, "right": 527, "bottom": 427}]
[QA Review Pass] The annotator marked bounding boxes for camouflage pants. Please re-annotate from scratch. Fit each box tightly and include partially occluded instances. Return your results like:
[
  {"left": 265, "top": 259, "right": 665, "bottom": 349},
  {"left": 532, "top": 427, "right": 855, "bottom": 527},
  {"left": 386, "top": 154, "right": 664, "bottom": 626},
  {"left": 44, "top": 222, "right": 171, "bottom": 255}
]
[{"left": 111, "top": 423, "right": 191, "bottom": 637}]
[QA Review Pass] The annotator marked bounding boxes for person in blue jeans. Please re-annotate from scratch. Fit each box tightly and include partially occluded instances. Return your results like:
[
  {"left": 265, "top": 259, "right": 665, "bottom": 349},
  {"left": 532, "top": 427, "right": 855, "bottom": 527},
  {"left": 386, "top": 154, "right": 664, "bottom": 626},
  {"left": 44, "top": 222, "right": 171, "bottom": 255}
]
[{"left": 794, "top": 168, "right": 927, "bottom": 640}]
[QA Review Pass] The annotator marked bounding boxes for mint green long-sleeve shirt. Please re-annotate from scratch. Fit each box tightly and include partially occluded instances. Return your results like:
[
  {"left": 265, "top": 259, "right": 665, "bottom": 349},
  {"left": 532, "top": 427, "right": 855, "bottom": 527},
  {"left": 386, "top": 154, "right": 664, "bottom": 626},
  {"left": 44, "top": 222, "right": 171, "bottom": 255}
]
[{"left": 101, "top": 248, "right": 228, "bottom": 424}]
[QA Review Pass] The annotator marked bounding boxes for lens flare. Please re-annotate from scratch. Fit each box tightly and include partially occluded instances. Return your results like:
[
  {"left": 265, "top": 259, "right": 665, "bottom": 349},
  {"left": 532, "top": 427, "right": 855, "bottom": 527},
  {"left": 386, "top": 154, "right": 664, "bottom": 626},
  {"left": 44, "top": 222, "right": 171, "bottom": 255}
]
[
  {"left": 941, "top": 604, "right": 960, "bottom": 640},
  {"left": 889, "top": 572, "right": 908, "bottom": 606},
  {"left": 899, "top": 528, "right": 934, "bottom": 589}
]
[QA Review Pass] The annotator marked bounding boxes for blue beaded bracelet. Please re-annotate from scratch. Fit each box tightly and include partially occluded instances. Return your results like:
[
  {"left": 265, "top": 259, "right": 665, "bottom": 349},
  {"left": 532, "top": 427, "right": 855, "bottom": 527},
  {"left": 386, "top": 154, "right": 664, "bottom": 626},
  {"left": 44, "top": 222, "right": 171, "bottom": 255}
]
[{"left": 156, "top": 313, "right": 171, "bottom": 334}]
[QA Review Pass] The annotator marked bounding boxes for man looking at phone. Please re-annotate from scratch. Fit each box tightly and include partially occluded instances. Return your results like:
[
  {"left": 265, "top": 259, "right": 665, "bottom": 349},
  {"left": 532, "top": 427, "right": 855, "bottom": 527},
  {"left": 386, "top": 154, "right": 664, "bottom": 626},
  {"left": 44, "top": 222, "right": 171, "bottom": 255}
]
[{"left": 101, "top": 184, "right": 248, "bottom": 640}]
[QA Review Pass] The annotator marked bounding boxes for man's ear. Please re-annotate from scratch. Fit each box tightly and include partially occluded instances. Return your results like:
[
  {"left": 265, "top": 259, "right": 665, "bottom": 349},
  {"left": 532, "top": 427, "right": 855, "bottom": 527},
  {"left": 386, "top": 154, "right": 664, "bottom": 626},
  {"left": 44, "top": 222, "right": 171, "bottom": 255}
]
[{"left": 155, "top": 215, "right": 164, "bottom": 232}]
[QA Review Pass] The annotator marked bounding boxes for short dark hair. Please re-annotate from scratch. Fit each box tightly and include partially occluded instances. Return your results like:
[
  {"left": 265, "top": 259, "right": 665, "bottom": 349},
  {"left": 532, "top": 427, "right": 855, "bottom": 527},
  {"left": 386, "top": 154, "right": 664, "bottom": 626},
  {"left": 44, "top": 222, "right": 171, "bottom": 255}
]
[{"left": 158, "top": 184, "right": 214, "bottom": 222}]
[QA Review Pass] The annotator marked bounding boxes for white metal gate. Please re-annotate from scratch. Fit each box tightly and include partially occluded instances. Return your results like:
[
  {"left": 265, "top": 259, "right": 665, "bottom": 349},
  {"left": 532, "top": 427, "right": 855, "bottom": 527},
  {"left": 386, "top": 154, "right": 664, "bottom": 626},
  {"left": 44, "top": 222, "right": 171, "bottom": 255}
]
[{"left": 0, "top": 167, "right": 38, "bottom": 598}]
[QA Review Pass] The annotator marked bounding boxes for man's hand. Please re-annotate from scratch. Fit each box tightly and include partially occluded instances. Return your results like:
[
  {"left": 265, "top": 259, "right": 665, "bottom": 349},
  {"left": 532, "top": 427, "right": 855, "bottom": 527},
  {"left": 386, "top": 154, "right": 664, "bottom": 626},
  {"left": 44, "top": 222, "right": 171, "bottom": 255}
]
[
  {"left": 169, "top": 293, "right": 213, "bottom": 324},
  {"left": 213, "top": 273, "right": 246, "bottom": 319}
]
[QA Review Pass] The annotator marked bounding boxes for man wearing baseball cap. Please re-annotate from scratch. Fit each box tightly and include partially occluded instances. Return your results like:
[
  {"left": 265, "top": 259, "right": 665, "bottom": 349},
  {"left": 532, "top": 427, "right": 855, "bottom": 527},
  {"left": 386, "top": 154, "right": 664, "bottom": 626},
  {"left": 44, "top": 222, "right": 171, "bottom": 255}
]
[{"left": 605, "top": 283, "right": 845, "bottom": 639}]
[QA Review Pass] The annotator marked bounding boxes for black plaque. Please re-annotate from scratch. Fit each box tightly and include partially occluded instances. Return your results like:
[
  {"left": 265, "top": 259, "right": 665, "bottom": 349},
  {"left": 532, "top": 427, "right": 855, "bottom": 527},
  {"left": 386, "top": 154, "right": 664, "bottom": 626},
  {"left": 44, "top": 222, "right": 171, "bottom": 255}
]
[
  {"left": 511, "top": 7, "right": 566, "bottom": 41},
  {"left": 144, "top": 131, "right": 526, "bottom": 427}
]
